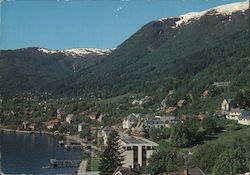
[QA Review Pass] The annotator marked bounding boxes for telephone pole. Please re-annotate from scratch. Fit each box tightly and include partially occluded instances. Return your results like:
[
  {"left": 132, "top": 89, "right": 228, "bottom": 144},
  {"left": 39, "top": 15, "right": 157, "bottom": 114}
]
[
  {"left": 0, "top": 98, "right": 4, "bottom": 125},
  {"left": 0, "top": 146, "right": 3, "bottom": 175}
]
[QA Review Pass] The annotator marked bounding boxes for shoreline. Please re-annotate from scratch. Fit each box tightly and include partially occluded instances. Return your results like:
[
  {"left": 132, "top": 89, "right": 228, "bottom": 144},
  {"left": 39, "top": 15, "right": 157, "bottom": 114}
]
[
  {"left": 0, "top": 127, "right": 92, "bottom": 148},
  {"left": 0, "top": 127, "right": 67, "bottom": 137},
  {"left": 0, "top": 127, "right": 101, "bottom": 173},
  {"left": 0, "top": 127, "right": 100, "bottom": 150},
  {"left": 0, "top": 127, "right": 87, "bottom": 174}
]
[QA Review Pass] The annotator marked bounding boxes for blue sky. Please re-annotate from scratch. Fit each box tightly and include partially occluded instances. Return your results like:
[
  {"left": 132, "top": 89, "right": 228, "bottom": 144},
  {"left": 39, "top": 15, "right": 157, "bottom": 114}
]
[{"left": 0, "top": 0, "right": 245, "bottom": 50}]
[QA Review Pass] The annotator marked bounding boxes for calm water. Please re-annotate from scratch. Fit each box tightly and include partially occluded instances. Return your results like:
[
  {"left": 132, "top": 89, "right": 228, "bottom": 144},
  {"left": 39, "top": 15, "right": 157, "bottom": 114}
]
[{"left": 0, "top": 131, "right": 84, "bottom": 175}]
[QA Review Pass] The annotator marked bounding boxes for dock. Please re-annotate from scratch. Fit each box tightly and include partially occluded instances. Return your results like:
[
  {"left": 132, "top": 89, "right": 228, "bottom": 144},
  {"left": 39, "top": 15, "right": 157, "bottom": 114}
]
[
  {"left": 64, "top": 144, "right": 85, "bottom": 151},
  {"left": 63, "top": 141, "right": 89, "bottom": 151},
  {"left": 50, "top": 159, "right": 81, "bottom": 168}
]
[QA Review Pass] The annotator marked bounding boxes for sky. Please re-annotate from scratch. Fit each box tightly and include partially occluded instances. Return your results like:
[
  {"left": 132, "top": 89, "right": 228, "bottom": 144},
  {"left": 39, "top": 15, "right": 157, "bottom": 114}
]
[{"left": 0, "top": 0, "right": 245, "bottom": 50}]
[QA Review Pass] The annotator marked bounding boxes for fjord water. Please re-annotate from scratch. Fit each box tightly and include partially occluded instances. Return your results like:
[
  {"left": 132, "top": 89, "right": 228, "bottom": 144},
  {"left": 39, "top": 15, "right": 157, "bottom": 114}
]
[{"left": 0, "top": 132, "right": 84, "bottom": 174}]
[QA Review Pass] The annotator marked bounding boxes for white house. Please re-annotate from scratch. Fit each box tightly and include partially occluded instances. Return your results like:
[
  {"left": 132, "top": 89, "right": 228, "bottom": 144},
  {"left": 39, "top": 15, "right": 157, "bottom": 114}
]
[
  {"left": 56, "top": 107, "right": 65, "bottom": 119},
  {"left": 144, "top": 118, "right": 164, "bottom": 128},
  {"left": 66, "top": 114, "right": 77, "bottom": 124},
  {"left": 78, "top": 122, "right": 86, "bottom": 132},
  {"left": 213, "top": 81, "right": 230, "bottom": 87},
  {"left": 120, "top": 133, "right": 158, "bottom": 169},
  {"left": 238, "top": 116, "right": 250, "bottom": 125},
  {"left": 221, "top": 99, "right": 230, "bottom": 111},
  {"left": 160, "top": 99, "right": 167, "bottom": 109},
  {"left": 226, "top": 108, "right": 250, "bottom": 126},
  {"left": 155, "top": 116, "right": 179, "bottom": 127},
  {"left": 241, "top": 172, "right": 250, "bottom": 175},
  {"left": 237, "top": 110, "right": 250, "bottom": 125},
  {"left": 122, "top": 113, "right": 140, "bottom": 129},
  {"left": 132, "top": 100, "right": 139, "bottom": 105},
  {"left": 101, "top": 126, "right": 114, "bottom": 145},
  {"left": 226, "top": 108, "right": 242, "bottom": 120},
  {"left": 177, "top": 99, "right": 186, "bottom": 108}
]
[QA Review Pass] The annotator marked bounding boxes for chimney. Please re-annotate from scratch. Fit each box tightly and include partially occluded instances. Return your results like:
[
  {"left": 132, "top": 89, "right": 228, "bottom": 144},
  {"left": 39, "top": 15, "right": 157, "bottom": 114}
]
[{"left": 184, "top": 169, "right": 189, "bottom": 175}]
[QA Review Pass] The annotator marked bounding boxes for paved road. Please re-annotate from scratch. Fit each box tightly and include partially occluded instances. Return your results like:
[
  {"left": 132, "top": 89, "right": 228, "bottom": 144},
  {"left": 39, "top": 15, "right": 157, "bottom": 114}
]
[{"left": 77, "top": 160, "right": 87, "bottom": 175}]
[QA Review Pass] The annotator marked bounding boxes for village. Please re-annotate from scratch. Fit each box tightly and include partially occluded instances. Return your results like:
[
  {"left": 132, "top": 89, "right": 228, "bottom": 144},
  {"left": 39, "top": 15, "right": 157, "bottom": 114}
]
[{"left": 0, "top": 89, "right": 249, "bottom": 175}]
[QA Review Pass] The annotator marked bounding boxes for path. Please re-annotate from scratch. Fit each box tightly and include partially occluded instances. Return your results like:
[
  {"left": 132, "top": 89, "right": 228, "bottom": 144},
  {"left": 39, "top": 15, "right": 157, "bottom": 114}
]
[{"left": 77, "top": 160, "right": 87, "bottom": 175}]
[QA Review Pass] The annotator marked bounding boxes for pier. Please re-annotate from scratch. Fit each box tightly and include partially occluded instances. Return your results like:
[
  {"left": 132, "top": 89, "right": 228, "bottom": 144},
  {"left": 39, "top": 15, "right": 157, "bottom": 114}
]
[
  {"left": 61, "top": 141, "right": 92, "bottom": 153},
  {"left": 50, "top": 159, "right": 82, "bottom": 168},
  {"left": 64, "top": 144, "right": 85, "bottom": 151}
]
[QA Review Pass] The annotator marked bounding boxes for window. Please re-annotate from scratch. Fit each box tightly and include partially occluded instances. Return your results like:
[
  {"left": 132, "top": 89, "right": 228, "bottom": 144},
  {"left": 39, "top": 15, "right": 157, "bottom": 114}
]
[
  {"left": 133, "top": 146, "right": 138, "bottom": 167},
  {"left": 142, "top": 146, "right": 147, "bottom": 166},
  {"left": 127, "top": 146, "right": 132, "bottom": 150}
]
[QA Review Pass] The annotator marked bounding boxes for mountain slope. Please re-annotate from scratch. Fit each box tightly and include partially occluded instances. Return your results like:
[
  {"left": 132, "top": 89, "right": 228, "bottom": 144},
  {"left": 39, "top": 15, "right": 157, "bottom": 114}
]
[
  {"left": 67, "top": 1, "right": 249, "bottom": 101},
  {"left": 0, "top": 47, "right": 112, "bottom": 95},
  {"left": 0, "top": 1, "right": 249, "bottom": 103}
]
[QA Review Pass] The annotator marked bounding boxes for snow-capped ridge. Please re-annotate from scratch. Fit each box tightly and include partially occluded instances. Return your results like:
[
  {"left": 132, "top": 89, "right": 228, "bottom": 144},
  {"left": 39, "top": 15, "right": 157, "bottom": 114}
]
[
  {"left": 37, "top": 47, "right": 113, "bottom": 57},
  {"left": 159, "top": 0, "right": 249, "bottom": 28}
]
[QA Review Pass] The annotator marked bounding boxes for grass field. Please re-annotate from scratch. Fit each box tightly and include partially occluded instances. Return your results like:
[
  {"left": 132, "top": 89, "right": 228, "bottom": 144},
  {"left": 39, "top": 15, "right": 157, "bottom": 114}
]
[
  {"left": 157, "top": 122, "right": 250, "bottom": 153},
  {"left": 203, "top": 126, "right": 250, "bottom": 145}
]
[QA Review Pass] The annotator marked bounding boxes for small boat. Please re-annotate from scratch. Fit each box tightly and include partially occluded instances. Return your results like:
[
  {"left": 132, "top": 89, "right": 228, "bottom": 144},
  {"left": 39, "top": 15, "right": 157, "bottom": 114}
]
[{"left": 42, "top": 165, "right": 51, "bottom": 169}]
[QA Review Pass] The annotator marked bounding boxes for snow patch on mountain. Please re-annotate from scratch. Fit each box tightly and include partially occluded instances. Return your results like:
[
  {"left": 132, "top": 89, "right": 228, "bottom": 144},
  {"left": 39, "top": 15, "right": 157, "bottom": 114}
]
[
  {"left": 37, "top": 48, "right": 113, "bottom": 57},
  {"left": 160, "top": 0, "right": 249, "bottom": 28}
]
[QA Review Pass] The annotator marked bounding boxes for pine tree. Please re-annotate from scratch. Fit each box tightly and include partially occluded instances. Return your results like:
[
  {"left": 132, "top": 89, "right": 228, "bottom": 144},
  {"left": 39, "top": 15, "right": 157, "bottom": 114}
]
[{"left": 99, "top": 130, "right": 125, "bottom": 175}]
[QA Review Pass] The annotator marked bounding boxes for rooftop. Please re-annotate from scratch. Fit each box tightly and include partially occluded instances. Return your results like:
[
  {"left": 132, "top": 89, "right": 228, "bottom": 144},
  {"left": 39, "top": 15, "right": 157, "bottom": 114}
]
[
  {"left": 103, "top": 126, "right": 113, "bottom": 131},
  {"left": 120, "top": 133, "right": 158, "bottom": 147},
  {"left": 113, "top": 166, "right": 141, "bottom": 175},
  {"left": 167, "top": 167, "right": 205, "bottom": 175}
]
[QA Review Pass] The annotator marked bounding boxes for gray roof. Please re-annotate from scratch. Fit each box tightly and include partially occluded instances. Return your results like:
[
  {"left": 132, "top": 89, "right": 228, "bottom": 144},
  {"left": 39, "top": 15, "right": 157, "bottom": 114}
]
[
  {"left": 126, "top": 113, "right": 139, "bottom": 122},
  {"left": 230, "top": 108, "right": 243, "bottom": 112},
  {"left": 113, "top": 166, "right": 141, "bottom": 175},
  {"left": 146, "top": 118, "right": 164, "bottom": 125},
  {"left": 156, "top": 116, "right": 178, "bottom": 122},
  {"left": 167, "top": 167, "right": 205, "bottom": 175},
  {"left": 241, "top": 110, "right": 249, "bottom": 119},
  {"left": 120, "top": 133, "right": 158, "bottom": 147},
  {"left": 102, "top": 126, "right": 113, "bottom": 133}
]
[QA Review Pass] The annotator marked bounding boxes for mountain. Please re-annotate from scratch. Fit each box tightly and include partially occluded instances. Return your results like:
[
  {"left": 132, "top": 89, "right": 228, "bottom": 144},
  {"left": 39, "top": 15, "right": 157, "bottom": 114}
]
[
  {"left": 65, "top": 1, "right": 249, "bottom": 103},
  {"left": 0, "top": 47, "right": 112, "bottom": 95},
  {"left": 1, "top": 0, "right": 249, "bottom": 107}
]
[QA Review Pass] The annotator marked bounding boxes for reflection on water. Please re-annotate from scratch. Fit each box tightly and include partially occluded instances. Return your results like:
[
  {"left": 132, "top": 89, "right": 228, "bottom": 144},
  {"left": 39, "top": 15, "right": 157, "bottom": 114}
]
[{"left": 0, "top": 132, "right": 84, "bottom": 174}]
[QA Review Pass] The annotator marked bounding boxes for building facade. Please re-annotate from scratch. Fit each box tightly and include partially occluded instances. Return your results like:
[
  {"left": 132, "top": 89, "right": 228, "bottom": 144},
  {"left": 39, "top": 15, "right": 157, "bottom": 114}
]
[
  {"left": 78, "top": 122, "right": 86, "bottom": 132},
  {"left": 120, "top": 134, "right": 158, "bottom": 168},
  {"left": 66, "top": 114, "right": 77, "bottom": 124},
  {"left": 226, "top": 108, "right": 250, "bottom": 126},
  {"left": 122, "top": 113, "right": 140, "bottom": 129}
]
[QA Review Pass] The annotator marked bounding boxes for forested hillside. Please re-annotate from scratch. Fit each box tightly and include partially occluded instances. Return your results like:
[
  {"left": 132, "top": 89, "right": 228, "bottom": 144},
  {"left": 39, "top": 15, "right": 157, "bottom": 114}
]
[
  {"left": 65, "top": 9, "right": 249, "bottom": 105},
  {"left": 0, "top": 47, "right": 111, "bottom": 95},
  {"left": 0, "top": 8, "right": 249, "bottom": 113}
]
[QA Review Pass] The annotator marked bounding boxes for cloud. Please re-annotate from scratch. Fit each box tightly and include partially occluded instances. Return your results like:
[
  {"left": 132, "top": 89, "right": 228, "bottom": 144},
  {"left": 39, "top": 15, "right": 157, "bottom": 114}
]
[
  {"left": 116, "top": 6, "right": 122, "bottom": 12},
  {"left": 1, "top": 0, "right": 16, "bottom": 3},
  {"left": 115, "top": 6, "right": 123, "bottom": 17},
  {"left": 56, "top": 0, "right": 72, "bottom": 2}
]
